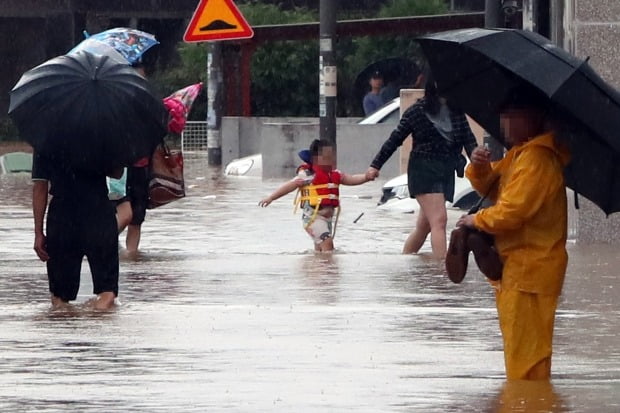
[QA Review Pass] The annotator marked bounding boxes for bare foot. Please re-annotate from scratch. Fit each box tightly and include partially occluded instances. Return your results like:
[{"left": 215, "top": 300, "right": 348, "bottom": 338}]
[
  {"left": 50, "top": 295, "right": 71, "bottom": 309},
  {"left": 88, "top": 292, "right": 117, "bottom": 311}
]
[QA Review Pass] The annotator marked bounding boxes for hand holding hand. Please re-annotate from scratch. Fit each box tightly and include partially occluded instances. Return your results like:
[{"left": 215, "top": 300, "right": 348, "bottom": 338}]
[
  {"left": 470, "top": 146, "right": 491, "bottom": 166},
  {"left": 34, "top": 232, "right": 49, "bottom": 262},
  {"left": 366, "top": 167, "right": 380, "bottom": 181}
]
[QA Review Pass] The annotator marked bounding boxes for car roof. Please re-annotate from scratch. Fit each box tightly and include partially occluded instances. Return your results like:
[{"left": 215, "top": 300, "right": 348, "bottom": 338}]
[{"left": 357, "top": 98, "right": 400, "bottom": 125}]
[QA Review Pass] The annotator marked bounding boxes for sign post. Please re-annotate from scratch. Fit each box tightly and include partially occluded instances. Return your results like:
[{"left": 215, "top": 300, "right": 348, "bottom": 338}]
[{"left": 184, "top": 0, "right": 253, "bottom": 165}]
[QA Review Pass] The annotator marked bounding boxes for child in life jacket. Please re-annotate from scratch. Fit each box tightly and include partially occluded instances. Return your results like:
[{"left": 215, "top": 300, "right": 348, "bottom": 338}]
[{"left": 259, "top": 139, "right": 375, "bottom": 252}]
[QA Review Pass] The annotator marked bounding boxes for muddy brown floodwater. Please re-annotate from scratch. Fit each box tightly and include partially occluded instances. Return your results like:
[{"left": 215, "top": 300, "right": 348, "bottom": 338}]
[{"left": 0, "top": 156, "right": 618, "bottom": 412}]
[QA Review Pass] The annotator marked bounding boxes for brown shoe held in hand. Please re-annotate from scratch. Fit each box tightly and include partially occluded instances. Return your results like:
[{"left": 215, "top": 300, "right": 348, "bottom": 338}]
[
  {"left": 467, "top": 230, "right": 503, "bottom": 281},
  {"left": 446, "top": 226, "right": 470, "bottom": 283}
]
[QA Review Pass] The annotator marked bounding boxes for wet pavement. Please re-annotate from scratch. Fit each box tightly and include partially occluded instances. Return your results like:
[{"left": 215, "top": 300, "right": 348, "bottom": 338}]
[{"left": 0, "top": 156, "right": 618, "bottom": 412}]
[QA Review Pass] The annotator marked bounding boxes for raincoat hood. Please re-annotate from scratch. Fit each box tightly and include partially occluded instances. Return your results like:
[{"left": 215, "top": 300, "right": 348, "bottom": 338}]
[{"left": 519, "top": 131, "right": 571, "bottom": 167}]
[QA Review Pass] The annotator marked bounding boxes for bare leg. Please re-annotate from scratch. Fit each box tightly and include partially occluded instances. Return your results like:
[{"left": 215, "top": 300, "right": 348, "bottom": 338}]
[
  {"left": 403, "top": 207, "right": 431, "bottom": 254},
  {"left": 115, "top": 201, "right": 133, "bottom": 234},
  {"left": 412, "top": 193, "right": 448, "bottom": 259},
  {"left": 317, "top": 237, "right": 334, "bottom": 252},
  {"left": 126, "top": 224, "right": 141, "bottom": 252}
]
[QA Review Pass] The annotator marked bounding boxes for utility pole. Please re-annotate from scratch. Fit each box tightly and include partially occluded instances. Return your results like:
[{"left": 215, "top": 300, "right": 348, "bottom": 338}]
[
  {"left": 319, "top": 0, "right": 337, "bottom": 145},
  {"left": 206, "top": 42, "right": 223, "bottom": 166},
  {"left": 484, "top": 0, "right": 506, "bottom": 161},
  {"left": 522, "top": 0, "right": 536, "bottom": 31},
  {"left": 485, "top": 0, "right": 502, "bottom": 28}
]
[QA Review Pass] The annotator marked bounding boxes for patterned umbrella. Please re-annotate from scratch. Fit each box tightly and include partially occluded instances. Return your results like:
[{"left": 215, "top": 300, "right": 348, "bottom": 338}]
[
  {"left": 78, "top": 28, "right": 159, "bottom": 66},
  {"left": 163, "top": 83, "right": 203, "bottom": 134}
]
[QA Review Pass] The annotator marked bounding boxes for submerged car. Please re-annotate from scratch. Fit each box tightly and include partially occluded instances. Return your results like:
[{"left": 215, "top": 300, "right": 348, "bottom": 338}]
[
  {"left": 377, "top": 170, "right": 481, "bottom": 213},
  {"left": 224, "top": 153, "right": 262, "bottom": 177}
]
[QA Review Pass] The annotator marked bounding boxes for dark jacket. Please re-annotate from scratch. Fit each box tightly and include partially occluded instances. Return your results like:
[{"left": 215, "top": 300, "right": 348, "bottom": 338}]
[{"left": 370, "top": 98, "right": 477, "bottom": 170}]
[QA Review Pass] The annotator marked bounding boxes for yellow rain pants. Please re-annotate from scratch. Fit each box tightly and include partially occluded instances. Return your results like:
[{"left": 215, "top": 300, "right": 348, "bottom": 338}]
[{"left": 496, "top": 289, "right": 558, "bottom": 379}]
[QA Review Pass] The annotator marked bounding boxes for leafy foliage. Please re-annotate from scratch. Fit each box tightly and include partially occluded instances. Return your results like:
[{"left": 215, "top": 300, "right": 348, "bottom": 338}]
[
  {"left": 378, "top": 0, "right": 448, "bottom": 17},
  {"left": 151, "top": 0, "right": 448, "bottom": 119},
  {"left": 240, "top": 4, "right": 319, "bottom": 116}
]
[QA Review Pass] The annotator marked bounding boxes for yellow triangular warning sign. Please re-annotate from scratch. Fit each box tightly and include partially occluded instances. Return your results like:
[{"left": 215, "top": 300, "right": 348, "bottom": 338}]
[{"left": 184, "top": 0, "right": 254, "bottom": 42}]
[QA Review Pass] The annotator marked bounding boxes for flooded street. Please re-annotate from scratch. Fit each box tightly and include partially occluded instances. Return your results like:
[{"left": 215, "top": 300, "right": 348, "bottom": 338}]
[{"left": 0, "top": 156, "right": 618, "bottom": 412}]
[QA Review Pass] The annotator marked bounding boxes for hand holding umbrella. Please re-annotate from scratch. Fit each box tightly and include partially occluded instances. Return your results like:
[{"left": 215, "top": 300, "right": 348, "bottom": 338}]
[{"left": 416, "top": 28, "right": 620, "bottom": 214}]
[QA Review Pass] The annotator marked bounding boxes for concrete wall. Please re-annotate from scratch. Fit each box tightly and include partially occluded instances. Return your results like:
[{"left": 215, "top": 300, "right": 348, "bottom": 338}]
[
  {"left": 222, "top": 117, "right": 316, "bottom": 167},
  {"left": 558, "top": 0, "right": 620, "bottom": 243},
  {"left": 222, "top": 117, "right": 397, "bottom": 180}
]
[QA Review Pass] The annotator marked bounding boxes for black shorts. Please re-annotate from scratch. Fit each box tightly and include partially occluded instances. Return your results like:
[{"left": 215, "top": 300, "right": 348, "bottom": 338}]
[
  {"left": 46, "top": 198, "right": 119, "bottom": 301},
  {"left": 110, "top": 196, "right": 130, "bottom": 208},
  {"left": 127, "top": 166, "right": 150, "bottom": 225},
  {"left": 407, "top": 157, "right": 455, "bottom": 203}
]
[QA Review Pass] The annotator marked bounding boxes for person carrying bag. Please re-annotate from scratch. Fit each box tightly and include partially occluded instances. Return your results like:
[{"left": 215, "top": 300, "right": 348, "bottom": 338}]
[{"left": 148, "top": 142, "right": 185, "bottom": 209}]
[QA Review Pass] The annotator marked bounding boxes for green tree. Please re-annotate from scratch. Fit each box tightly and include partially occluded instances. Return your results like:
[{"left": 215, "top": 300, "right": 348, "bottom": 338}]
[
  {"left": 152, "top": 4, "right": 318, "bottom": 117},
  {"left": 341, "top": 0, "right": 448, "bottom": 115},
  {"left": 239, "top": 4, "right": 319, "bottom": 116},
  {"left": 152, "top": 0, "right": 448, "bottom": 118}
]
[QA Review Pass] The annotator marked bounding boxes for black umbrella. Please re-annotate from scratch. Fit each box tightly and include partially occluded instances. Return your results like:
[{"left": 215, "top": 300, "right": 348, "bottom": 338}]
[
  {"left": 9, "top": 51, "right": 167, "bottom": 172},
  {"left": 416, "top": 28, "right": 620, "bottom": 215},
  {"left": 354, "top": 57, "right": 420, "bottom": 109}
]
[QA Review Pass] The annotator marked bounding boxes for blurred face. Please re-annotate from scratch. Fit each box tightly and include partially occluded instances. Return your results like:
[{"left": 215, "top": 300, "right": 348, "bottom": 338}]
[
  {"left": 500, "top": 106, "right": 545, "bottom": 146},
  {"left": 369, "top": 76, "right": 383, "bottom": 90},
  {"left": 313, "top": 146, "right": 335, "bottom": 171}
]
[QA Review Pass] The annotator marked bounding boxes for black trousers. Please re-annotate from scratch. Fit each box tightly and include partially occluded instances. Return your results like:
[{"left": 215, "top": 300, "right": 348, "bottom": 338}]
[
  {"left": 45, "top": 198, "right": 119, "bottom": 301},
  {"left": 127, "top": 166, "right": 149, "bottom": 225}
]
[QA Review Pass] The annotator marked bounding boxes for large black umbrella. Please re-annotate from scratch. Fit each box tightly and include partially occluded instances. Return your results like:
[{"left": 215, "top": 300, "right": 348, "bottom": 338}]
[
  {"left": 416, "top": 28, "right": 620, "bottom": 215},
  {"left": 9, "top": 51, "right": 168, "bottom": 172}
]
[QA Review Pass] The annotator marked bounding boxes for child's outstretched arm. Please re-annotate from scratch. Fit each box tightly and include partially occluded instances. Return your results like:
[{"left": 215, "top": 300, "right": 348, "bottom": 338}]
[
  {"left": 340, "top": 170, "right": 375, "bottom": 186},
  {"left": 259, "top": 179, "right": 303, "bottom": 207}
]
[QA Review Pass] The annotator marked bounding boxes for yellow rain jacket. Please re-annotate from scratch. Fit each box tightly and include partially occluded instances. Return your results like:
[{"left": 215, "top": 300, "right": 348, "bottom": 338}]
[{"left": 465, "top": 132, "right": 571, "bottom": 296}]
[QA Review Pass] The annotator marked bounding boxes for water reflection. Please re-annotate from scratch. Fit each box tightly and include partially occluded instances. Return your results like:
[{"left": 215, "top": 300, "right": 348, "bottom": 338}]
[
  {"left": 299, "top": 253, "right": 341, "bottom": 305},
  {"left": 0, "top": 157, "right": 619, "bottom": 412},
  {"left": 485, "top": 380, "right": 569, "bottom": 412}
]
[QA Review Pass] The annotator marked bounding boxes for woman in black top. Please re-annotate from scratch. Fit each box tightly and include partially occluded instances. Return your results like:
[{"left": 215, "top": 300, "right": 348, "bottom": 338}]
[{"left": 367, "top": 74, "right": 478, "bottom": 258}]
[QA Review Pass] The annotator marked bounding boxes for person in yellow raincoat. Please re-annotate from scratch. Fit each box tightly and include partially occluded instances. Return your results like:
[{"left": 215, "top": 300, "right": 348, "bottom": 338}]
[{"left": 457, "top": 96, "right": 571, "bottom": 380}]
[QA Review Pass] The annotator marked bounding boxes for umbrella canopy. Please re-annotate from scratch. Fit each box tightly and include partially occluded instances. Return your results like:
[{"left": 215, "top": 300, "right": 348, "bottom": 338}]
[
  {"left": 67, "top": 37, "right": 128, "bottom": 65},
  {"left": 163, "top": 83, "right": 203, "bottom": 134},
  {"left": 9, "top": 51, "right": 168, "bottom": 172},
  {"left": 84, "top": 27, "right": 159, "bottom": 66},
  {"left": 354, "top": 57, "right": 420, "bottom": 108},
  {"left": 416, "top": 28, "right": 620, "bottom": 214}
]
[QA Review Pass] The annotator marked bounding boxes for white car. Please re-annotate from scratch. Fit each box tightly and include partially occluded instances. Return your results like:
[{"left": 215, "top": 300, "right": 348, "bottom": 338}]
[
  {"left": 377, "top": 171, "right": 481, "bottom": 213},
  {"left": 357, "top": 97, "right": 401, "bottom": 125},
  {"left": 224, "top": 153, "right": 262, "bottom": 177}
]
